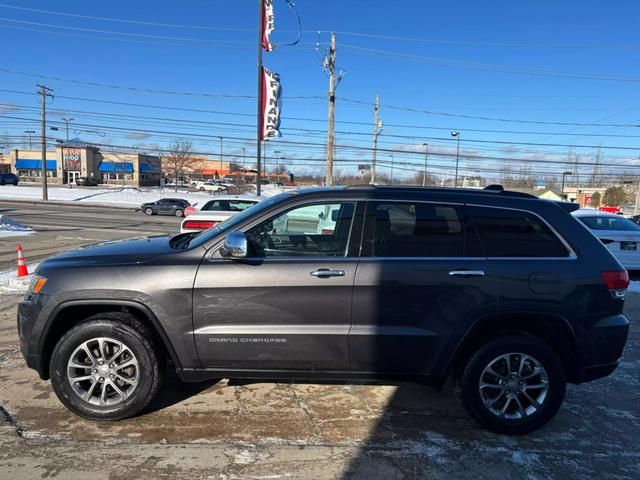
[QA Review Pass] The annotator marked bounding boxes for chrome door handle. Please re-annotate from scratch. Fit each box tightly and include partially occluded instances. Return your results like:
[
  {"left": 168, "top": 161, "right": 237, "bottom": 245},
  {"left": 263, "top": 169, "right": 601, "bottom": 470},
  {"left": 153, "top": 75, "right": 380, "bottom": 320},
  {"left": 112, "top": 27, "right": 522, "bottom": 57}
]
[
  {"left": 449, "top": 270, "right": 485, "bottom": 277},
  {"left": 310, "top": 269, "right": 346, "bottom": 278}
]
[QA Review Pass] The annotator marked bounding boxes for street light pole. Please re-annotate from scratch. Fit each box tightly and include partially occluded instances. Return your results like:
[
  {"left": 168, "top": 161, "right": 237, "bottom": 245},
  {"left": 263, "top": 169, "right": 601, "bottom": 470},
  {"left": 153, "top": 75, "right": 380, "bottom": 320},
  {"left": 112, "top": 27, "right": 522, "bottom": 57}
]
[
  {"left": 389, "top": 154, "right": 394, "bottom": 184},
  {"left": 421, "top": 143, "right": 429, "bottom": 186},
  {"left": 561, "top": 171, "right": 573, "bottom": 200},
  {"left": 24, "top": 130, "right": 36, "bottom": 149},
  {"left": 451, "top": 131, "right": 460, "bottom": 187},
  {"left": 218, "top": 136, "right": 223, "bottom": 179},
  {"left": 61, "top": 117, "right": 73, "bottom": 186}
]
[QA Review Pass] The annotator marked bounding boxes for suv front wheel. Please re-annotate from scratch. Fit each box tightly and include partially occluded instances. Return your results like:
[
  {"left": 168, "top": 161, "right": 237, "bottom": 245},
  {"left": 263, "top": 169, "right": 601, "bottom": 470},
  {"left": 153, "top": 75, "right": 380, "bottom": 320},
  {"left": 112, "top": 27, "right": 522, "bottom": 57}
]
[
  {"left": 455, "top": 335, "right": 566, "bottom": 434},
  {"left": 49, "top": 313, "right": 162, "bottom": 420}
]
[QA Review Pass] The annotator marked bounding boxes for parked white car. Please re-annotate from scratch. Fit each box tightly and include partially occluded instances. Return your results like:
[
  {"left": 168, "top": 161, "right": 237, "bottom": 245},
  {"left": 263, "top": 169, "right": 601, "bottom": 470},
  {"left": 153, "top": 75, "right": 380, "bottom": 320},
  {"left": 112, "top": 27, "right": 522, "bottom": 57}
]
[
  {"left": 191, "top": 180, "right": 228, "bottom": 194},
  {"left": 180, "top": 195, "right": 262, "bottom": 233},
  {"left": 572, "top": 209, "right": 640, "bottom": 270}
]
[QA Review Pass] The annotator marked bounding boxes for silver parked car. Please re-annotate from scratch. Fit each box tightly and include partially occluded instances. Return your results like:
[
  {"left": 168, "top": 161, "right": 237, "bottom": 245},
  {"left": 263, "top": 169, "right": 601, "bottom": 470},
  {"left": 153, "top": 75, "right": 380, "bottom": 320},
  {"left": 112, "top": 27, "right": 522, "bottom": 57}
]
[{"left": 572, "top": 209, "right": 640, "bottom": 270}]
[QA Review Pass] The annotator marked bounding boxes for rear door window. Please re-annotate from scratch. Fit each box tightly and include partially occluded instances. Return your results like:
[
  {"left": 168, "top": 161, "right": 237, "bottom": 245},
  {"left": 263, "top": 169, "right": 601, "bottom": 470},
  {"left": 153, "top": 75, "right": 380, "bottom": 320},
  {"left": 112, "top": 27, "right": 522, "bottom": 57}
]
[
  {"left": 469, "top": 206, "right": 570, "bottom": 257},
  {"left": 364, "top": 202, "right": 467, "bottom": 257}
]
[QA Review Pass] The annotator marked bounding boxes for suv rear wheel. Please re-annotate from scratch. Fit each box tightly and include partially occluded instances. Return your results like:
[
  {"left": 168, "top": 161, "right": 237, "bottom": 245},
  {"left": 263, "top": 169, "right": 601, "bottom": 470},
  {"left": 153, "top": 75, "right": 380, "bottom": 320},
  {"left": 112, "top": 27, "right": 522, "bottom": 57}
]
[
  {"left": 455, "top": 335, "right": 566, "bottom": 434},
  {"left": 49, "top": 313, "right": 162, "bottom": 420}
]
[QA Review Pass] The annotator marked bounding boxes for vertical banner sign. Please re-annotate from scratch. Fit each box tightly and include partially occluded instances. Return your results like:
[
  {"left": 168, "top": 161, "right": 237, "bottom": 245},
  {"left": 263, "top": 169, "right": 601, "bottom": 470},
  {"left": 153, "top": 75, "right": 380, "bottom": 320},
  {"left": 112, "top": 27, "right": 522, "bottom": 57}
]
[
  {"left": 262, "top": 0, "right": 275, "bottom": 52},
  {"left": 262, "top": 67, "right": 282, "bottom": 140}
]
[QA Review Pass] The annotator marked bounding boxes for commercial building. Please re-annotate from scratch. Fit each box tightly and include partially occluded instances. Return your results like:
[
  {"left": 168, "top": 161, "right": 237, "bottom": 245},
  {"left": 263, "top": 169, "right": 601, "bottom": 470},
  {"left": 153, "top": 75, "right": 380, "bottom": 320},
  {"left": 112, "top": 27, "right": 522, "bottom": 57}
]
[{"left": 8, "top": 145, "right": 162, "bottom": 187}]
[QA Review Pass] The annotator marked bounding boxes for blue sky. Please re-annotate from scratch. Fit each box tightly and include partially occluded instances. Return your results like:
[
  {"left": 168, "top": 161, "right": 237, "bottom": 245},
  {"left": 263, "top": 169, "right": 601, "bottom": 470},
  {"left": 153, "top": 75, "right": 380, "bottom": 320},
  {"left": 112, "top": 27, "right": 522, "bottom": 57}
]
[{"left": 1, "top": 0, "right": 639, "bottom": 180}]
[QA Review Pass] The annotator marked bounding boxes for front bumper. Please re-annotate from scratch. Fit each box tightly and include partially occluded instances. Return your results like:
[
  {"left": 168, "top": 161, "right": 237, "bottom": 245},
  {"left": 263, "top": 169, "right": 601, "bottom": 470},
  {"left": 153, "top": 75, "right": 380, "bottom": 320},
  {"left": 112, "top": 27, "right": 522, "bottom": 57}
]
[
  {"left": 17, "top": 294, "right": 50, "bottom": 374},
  {"left": 578, "top": 314, "right": 629, "bottom": 383}
]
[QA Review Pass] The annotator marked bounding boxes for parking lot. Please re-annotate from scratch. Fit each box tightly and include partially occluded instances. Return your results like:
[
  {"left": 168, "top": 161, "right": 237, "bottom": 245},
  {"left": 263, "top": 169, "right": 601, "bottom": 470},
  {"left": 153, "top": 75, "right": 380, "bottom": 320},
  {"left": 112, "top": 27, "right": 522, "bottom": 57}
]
[
  {"left": 0, "top": 200, "right": 181, "bottom": 270},
  {"left": 1, "top": 201, "right": 639, "bottom": 479}
]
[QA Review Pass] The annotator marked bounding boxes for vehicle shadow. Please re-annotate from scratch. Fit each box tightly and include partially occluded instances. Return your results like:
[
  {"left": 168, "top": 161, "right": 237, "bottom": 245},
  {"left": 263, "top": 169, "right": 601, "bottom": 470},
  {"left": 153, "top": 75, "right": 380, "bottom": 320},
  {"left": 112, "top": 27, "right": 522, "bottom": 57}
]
[{"left": 142, "top": 369, "right": 221, "bottom": 415}]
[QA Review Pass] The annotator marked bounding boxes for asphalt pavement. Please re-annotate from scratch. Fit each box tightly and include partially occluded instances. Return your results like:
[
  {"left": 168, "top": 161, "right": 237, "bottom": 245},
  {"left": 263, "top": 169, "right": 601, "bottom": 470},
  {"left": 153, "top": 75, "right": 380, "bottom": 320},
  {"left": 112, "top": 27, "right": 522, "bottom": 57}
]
[
  {"left": 0, "top": 200, "right": 181, "bottom": 270},
  {"left": 0, "top": 294, "right": 638, "bottom": 479}
]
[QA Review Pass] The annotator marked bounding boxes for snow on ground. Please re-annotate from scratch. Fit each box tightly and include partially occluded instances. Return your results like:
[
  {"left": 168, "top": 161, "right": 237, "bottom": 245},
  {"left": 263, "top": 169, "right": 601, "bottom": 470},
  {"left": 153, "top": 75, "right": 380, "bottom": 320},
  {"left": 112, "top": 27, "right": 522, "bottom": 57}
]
[
  {"left": 0, "top": 215, "right": 33, "bottom": 238},
  {"left": 0, "top": 184, "right": 286, "bottom": 209},
  {"left": 627, "top": 281, "right": 640, "bottom": 293},
  {"left": 0, "top": 263, "right": 38, "bottom": 295}
]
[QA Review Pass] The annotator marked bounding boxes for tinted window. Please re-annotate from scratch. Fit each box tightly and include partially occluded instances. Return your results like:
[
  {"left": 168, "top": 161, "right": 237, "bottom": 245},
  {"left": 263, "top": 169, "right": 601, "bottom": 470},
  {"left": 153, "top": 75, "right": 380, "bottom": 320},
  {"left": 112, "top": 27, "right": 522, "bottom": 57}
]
[
  {"left": 579, "top": 216, "right": 640, "bottom": 232},
  {"left": 470, "top": 206, "right": 569, "bottom": 257},
  {"left": 245, "top": 202, "right": 355, "bottom": 257},
  {"left": 202, "top": 200, "right": 257, "bottom": 212},
  {"left": 368, "top": 202, "right": 465, "bottom": 257}
]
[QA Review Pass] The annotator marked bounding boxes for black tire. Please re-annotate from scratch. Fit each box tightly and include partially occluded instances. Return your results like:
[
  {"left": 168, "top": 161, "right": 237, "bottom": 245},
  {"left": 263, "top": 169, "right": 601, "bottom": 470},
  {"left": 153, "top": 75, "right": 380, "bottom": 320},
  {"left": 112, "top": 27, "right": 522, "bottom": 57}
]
[
  {"left": 174, "top": 208, "right": 184, "bottom": 217},
  {"left": 49, "top": 313, "right": 163, "bottom": 421},
  {"left": 454, "top": 335, "right": 565, "bottom": 434},
  {"left": 144, "top": 207, "right": 154, "bottom": 216}
]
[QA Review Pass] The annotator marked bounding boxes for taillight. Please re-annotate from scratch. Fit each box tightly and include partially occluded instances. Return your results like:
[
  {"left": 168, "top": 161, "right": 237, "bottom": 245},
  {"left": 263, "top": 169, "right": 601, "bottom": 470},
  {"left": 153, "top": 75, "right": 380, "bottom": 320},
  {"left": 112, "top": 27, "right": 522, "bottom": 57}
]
[
  {"left": 183, "top": 220, "right": 218, "bottom": 230},
  {"left": 320, "top": 229, "right": 334, "bottom": 235},
  {"left": 601, "top": 270, "right": 629, "bottom": 293}
]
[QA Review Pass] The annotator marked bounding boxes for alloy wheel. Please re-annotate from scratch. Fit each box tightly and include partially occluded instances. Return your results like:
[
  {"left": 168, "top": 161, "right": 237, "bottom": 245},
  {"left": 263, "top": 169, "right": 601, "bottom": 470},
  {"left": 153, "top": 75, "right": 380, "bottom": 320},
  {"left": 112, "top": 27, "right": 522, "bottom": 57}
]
[
  {"left": 478, "top": 352, "right": 549, "bottom": 420},
  {"left": 67, "top": 337, "right": 139, "bottom": 407}
]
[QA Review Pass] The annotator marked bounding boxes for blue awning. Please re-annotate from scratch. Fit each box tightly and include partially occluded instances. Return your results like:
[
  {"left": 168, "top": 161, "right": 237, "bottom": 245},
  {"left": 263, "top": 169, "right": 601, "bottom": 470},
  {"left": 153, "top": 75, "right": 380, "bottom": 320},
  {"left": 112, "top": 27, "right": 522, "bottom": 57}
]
[
  {"left": 15, "top": 159, "right": 57, "bottom": 170},
  {"left": 139, "top": 162, "right": 161, "bottom": 174},
  {"left": 97, "top": 161, "right": 133, "bottom": 173}
]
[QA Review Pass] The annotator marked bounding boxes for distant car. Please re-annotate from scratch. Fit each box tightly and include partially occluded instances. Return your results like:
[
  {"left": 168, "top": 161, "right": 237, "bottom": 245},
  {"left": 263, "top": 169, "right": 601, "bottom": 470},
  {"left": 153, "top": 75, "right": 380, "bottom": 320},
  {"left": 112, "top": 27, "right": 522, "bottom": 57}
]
[
  {"left": 192, "top": 180, "right": 228, "bottom": 194},
  {"left": 180, "top": 195, "right": 261, "bottom": 233},
  {"left": 0, "top": 173, "right": 19, "bottom": 185},
  {"left": 573, "top": 209, "right": 640, "bottom": 270},
  {"left": 141, "top": 198, "right": 191, "bottom": 217},
  {"left": 75, "top": 177, "right": 99, "bottom": 187}
]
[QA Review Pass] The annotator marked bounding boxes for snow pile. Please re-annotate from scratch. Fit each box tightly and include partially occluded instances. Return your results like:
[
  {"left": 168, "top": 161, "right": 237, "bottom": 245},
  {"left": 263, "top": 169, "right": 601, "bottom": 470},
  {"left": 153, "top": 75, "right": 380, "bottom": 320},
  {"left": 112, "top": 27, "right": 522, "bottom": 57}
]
[
  {"left": 0, "top": 185, "right": 291, "bottom": 208},
  {"left": 0, "top": 215, "right": 33, "bottom": 238},
  {"left": 0, "top": 263, "right": 38, "bottom": 295},
  {"left": 627, "top": 281, "right": 640, "bottom": 294}
]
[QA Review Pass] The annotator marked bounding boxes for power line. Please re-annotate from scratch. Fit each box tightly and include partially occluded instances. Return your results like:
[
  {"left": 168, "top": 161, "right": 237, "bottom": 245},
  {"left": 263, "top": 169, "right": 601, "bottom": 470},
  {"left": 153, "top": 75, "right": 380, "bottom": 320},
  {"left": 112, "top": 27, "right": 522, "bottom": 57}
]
[
  {"left": 0, "top": 67, "right": 257, "bottom": 98},
  {"left": 0, "top": 16, "right": 255, "bottom": 45},
  {"left": 0, "top": 3, "right": 254, "bottom": 32},
  {"left": 341, "top": 44, "right": 640, "bottom": 84},
  {"left": 2, "top": 72, "right": 639, "bottom": 128},
  {"left": 315, "top": 30, "right": 640, "bottom": 50},
  {"left": 6, "top": 115, "right": 638, "bottom": 170}
]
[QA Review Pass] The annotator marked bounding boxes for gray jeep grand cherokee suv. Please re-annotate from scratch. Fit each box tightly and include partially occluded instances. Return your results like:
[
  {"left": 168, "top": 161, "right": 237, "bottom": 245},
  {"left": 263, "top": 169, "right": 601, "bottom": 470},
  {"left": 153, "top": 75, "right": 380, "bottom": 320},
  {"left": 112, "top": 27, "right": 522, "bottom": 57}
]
[{"left": 18, "top": 186, "right": 630, "bottom": 434}]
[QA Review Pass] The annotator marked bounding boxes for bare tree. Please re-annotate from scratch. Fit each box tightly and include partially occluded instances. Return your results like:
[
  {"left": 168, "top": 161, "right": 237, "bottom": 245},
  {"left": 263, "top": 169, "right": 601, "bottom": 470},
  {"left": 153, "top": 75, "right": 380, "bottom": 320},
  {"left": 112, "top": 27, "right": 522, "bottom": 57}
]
[{"left": 161, "top": 141, "right": 196, "bottom": 192}]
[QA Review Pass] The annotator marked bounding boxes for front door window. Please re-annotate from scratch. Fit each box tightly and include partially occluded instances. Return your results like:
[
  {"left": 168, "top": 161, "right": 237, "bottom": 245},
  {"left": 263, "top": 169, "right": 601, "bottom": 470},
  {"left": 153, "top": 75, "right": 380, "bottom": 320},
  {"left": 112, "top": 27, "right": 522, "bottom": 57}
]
[{"left": 244, "top": 202, "right": 356, "bottom": 257}]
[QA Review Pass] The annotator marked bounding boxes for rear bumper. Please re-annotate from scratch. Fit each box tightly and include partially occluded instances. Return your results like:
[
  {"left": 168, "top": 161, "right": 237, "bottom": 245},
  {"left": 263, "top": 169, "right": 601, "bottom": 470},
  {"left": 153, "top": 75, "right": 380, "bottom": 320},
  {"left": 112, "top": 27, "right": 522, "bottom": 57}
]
[{"left": 577, "top": 314, "right": 629, "bottom": 383}]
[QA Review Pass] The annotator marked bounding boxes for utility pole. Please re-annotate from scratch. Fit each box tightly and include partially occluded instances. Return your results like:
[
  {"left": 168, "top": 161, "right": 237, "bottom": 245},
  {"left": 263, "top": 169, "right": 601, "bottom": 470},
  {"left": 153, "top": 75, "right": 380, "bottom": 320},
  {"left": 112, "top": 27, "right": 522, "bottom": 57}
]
[
  {"left": 634, "top": 180, "right": 640, "bottom": 216},
  {"left": 371, "top": 94, "right": 380, "bottom": 184},
  {"left": 421, "top": 143, "right": 429, "bottom": 186},
  {"left": 37, "top": 84, "right": 53, "bottom": 201},
  {"left": 256, "top": 0, "right": 264, "bottom": 196},
  {"left": 325, "top": 33, "right": 336, "bottom": 186}
]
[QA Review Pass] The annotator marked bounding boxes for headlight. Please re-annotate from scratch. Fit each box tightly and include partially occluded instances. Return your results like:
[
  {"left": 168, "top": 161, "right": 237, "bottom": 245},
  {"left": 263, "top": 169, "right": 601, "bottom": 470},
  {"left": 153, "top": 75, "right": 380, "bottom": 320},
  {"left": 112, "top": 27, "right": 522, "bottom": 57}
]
[{"left": 27, "top": 275, "right": 47, "bottom": 295}]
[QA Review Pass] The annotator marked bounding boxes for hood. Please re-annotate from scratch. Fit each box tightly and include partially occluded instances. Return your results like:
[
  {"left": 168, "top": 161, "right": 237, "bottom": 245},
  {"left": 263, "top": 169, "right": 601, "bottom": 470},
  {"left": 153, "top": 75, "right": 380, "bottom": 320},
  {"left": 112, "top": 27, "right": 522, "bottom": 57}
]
[{"left": 39, "top": 235, "right": 175, "bottom": 270}]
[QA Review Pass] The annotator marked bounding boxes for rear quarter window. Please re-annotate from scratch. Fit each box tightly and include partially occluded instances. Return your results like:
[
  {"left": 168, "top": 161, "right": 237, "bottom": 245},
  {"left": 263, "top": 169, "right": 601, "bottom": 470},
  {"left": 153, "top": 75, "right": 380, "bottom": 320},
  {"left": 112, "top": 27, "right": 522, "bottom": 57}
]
[
  {"left": 579, "top": 216, "right": 640, "bottom": 232},
  {"left": 469, "top": 206, "right": 570, "bottom": 258}
]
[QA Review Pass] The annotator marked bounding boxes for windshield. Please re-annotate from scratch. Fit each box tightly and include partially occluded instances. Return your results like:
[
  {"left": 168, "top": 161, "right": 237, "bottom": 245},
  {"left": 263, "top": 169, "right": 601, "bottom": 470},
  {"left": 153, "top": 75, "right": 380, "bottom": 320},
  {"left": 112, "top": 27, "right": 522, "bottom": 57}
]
[
  {"left": 579, "top": 216, "right": 640, "bottom": 232},
  {"left": 181, "top": 194, "right": 291, "bottom": 249}
]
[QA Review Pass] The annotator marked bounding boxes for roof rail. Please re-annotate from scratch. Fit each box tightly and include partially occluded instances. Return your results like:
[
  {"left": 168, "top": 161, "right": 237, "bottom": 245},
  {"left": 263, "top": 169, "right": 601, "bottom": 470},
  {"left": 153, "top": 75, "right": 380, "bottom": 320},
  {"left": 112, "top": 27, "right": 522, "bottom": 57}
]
[{"left": 483, "top": 184, "right": 504, "bottom": 192}]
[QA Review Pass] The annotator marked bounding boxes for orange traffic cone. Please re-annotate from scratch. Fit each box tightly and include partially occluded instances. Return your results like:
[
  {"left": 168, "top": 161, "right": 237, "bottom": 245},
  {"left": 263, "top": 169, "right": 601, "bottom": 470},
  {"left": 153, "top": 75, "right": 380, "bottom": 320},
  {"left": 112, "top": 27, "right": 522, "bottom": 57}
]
[{"left": 17, "top": 245, "right": 29, "bottom": 277}]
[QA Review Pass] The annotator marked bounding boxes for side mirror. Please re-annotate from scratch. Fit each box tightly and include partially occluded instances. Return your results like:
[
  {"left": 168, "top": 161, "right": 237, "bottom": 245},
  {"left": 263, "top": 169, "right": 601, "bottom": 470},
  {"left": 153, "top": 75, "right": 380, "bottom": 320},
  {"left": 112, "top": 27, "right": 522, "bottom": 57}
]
[{"left": 220, "top": 231, "right": 248, "bottom": 259}]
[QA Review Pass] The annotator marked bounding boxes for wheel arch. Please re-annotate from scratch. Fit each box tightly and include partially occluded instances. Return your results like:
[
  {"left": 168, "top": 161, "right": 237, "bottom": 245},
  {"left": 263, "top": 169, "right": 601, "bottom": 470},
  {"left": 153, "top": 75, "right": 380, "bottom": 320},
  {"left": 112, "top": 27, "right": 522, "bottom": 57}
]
[
  {"left": 443, "top": 311, "right": 582, "bottom": 385},
  {"left": 37, "top": 299, "right": 182, "bottom": 380}
]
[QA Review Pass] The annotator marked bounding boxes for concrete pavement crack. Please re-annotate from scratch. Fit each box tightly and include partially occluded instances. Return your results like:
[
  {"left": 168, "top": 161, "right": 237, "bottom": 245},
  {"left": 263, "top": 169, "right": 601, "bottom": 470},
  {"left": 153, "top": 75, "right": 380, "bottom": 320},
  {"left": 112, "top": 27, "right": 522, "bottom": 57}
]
[{"left": 0, "top": 405, "right": 24, "bottom": 438}]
